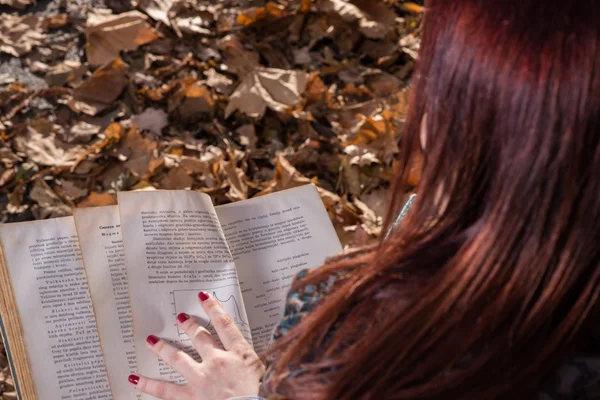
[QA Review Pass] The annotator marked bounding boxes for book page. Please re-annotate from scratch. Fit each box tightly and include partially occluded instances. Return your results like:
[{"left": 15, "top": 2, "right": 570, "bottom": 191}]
[
  {"left": 118, "top": 190, "right": 250, "bottom": 385},
  {"left": 73, "top": 206, "right": 140, "bottom": 400},
  {"left": 0, "top": 217, "right": 112, "bottom": 400},
  {"left": 216, "top": 184, "right": 343, "bottom": 353}
]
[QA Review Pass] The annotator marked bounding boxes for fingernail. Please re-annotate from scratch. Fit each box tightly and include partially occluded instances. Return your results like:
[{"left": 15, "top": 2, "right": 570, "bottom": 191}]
[
  {"left": 128, "top": 374, "right": 139, "bottom": 385},
  {"left": 177, "top": 313, "right": 190, "bottom": 323},
  {"left": 146, "top": 335, "right": 160, "bottom": 346},
  {"left": 198, "top": 291, "right": 209, "bottom": 301}
]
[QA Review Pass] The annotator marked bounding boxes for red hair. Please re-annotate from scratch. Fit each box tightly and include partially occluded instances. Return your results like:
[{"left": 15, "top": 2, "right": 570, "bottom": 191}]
[{"left": 266, "top": 1, "right": 600, "bottom": 399}]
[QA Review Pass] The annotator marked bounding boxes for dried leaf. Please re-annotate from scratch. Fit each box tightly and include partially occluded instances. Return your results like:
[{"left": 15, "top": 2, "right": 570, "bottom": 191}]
[
  {"left": 29, "top": 180, "right": 72, "bottom": 219},
  {"left": 78, "top": 191, "right": 117, "bottom": 208},
  {"left": 365, "top": 71, "right": 402, "bottom": 98},
  {"left": 72, "top": 160, "right": 97, "bottom": 175},
  {"left": 353, "top": 197, "right": 382, "bottom": 236},
  {"left": 118, "top": 127, "right": 159, "bottom": 178},
  {"left": 44, "top": 61, "right": 87, "bottom": 87},
  {"left": 0, "top": 14, "right": 46, "bottom": 57},
  {"left": 237, "top": 2, "right": 287, "bottom": 26},
  {"left": 71, "top": 59, "right": 129, "bottom": 116},
  {"left": 205, "top": 68, "right": 234, "bottom": 95},
  {"left": 42, "top": 13, "right": 70, "bottom": 30},
  {"left": 224, "top": 159, "right": 248, "bottom": 201},
  {"left": 159, "top": 166, "right": 193, "bottom": 189},
  {"left": 60, "top": 180, "right": 89, "bottom": 200},
  {"left": 259, "top": 154, "right": 313, "bottom": 194},
  {"left": 132, "top": 108, "right": 169, "bottom": 134},
  {"left": 344, "top": 144, "right": 381, "bottom": 166},
  {"left": 65, "top": 121, "right": 101, "bottom": 143},
  {"left": 85, "top": 11, "right": 159, "bottom": 67},
  {"left": 236, "top": 124, "right": 257, "bottom": 150},
  {"left": 399, "top": 33, "right": 420, "bottom": 60},
  {"left": 0, "top": 167, "right": 16, "bottom": 186},
  {"left": 168, "top": 79, "right": 216, "bottom": 121},
  {"left": 0, "top": 0, "right": 35, "bottom": 10},
  {"left": 218, "top": 35, "right": 260, "bottom": 78},
  {"left": 293, "top": 47, "right": 312, "bottom": 65},
  {"left": 172, "top": 8, "right": 215, "bottom": 35},
  {"left": 226, "top": 67, "right": 309, "bottom": 118},
  {"left": 134, "top": 0, "right": 173, "bottom": 25},
  {"left": 399, "top": 2, "right": 425, "bottom": 14},
  {"left": 179, "top": 156, "right": 210, "bottom": 174},
  {"left": 14, "top": 128, "right": 84, "bottom": 167},
  {"left": 345, "top": 112, "right": 400, "bottom": 164},
  {"left": 72, "top": 122, "right": 125, "bottom": 170},
  {"left": 317, "top": 0, "right": 394, "bottom": 39}
]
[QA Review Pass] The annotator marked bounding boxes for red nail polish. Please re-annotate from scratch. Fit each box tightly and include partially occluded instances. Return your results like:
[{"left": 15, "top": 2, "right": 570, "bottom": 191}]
[
  {"left": 198, "top": 291, "right": 209, "bottom": 301},
  {"left": 177, "top": 313, "right": 190, "bottom": 323},
  {"left": 146, "top": 335, "right": 159, "bottom": 345},
  {"left": 128, "top": 374, "right": 139, "bottom": 385}
]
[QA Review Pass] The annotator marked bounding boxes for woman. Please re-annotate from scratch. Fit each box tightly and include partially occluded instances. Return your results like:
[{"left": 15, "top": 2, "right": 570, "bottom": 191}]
[{"left": 129, "top": 0, "right": 600, "bottom": 398}]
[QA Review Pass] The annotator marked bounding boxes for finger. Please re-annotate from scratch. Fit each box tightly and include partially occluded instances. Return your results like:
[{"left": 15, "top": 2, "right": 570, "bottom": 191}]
[
  {"left": 146, "top": 335, "right": 198, "bottom": 380},
  {"left": 198, "top": 291, "right": 250, "bottom": 352},
  {"left": 130, "top": 374, "right": 190, "bottom": 400},
  {"left": 177, "top": 312, "right": 220, "bottom": 358}
]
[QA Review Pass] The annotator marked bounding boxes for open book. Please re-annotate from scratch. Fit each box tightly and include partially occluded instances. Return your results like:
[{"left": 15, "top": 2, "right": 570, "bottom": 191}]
[{"left": 0, "top": 184, "right": 342, "bottom": 400}]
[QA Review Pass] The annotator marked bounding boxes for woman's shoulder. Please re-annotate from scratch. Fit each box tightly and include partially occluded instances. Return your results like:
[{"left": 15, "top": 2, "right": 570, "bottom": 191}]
[{"left": 271, "top": 269, "right": 339, "bottom": 341}]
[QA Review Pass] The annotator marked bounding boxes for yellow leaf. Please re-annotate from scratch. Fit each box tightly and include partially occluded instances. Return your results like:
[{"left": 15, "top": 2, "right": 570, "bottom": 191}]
[
  {"left": 400, "top": 2, "right": 424, "bottom": 13},
  {"left": 78, "top": 192, "right": 117, "bottom": 208}
]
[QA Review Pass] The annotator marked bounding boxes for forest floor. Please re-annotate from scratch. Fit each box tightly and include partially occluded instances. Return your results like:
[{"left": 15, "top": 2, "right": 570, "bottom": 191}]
[{"left": 0, "top": 0, "right": 423, "bottom": 397}]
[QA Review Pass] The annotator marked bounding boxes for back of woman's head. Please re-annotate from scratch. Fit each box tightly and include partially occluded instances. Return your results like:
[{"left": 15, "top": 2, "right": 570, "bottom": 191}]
[{"left": 268, "top": 1, "right": 600, "bottom": 399}]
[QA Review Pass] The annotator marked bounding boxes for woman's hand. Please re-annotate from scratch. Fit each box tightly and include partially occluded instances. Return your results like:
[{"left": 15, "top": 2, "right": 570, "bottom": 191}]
[{"left": 128, "top": 291, "right": 265, "bottom": 400}]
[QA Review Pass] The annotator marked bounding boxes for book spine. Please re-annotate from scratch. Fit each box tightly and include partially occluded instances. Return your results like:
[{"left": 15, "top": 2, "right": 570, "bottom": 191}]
[{"left": 0, "top": 314, "right": 22, "bottom": 400}]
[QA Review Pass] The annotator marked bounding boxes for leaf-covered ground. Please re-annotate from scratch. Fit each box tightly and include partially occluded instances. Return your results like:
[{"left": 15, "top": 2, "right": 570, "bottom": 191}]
[{"left": 0, "top": 0, "right": 422, "bottom": 396}]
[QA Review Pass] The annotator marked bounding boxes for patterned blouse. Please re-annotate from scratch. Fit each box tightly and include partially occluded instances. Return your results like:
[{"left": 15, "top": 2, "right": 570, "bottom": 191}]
[{"left": 260, "top": 269, "right": 600, "bottom": 399}]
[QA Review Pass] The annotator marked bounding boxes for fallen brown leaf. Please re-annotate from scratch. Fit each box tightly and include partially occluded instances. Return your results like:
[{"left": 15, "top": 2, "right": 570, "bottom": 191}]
[
  {"left": 132, "top": 108, "right": 169, "bottom": 134},
  {"left": 0, "top": 0, "right": 34, "bottom": 10},
  {"left": 72, "top": 122, "right": 125, "bottom": 170},
  {"left": 70, "top": 59, "right": 129, "bottom": 116},
  {"left": 60, "top": 180, "right": 89, "bottom": 200},
  {"left": 42, "top": 13, "right": 70, "bottom": 30},
  {"left": 14, "top": 129, "right": 85, "bottom": 167},
  {"left": 399, "top": 33, "right": 420, "bottom": 60},
  {"left": 398, "top": 2, "right": 425, "bottom": 14},
  {"left": 44, "top": 61, "right": 87, "bottom": 87},
  {"left": 237, "top": 2, "right": 287, "bottom": 26},
  {"left": 225, "top": 67, "right": 309, "bottom": 118},
  {"left": 65, "top": 121, "right": 102, "bottom": 143},
  {"left": 85, "top": 11, "right": 159, "bottom": 67},
  {"left": 0, "top": 167, "right": 16, "bottom": 187},
  {"left": 117, "top": 127, "right": 159, "bottom": 178},
  {"left": 205, "top": 68, "right": 234, "bottom": 95},
  {"left": 159, "top": 166, "right": 194, "bottom": 189},
  {"left": 0, "top": 14, "right": 46, "bottom": 57},
  {"left": 318, "top": 0, "right": 395, "bottom": 39},
  {"left": 236, "top": 124, "right": 258, "bottom": 150},
  {"left": 353, "top": 196, "right": 383, "bottom": 236},
  {"left": 218, "top": 35, "right": 260, "bottom": 79},
  {"left": 78, "top": 191, "right": 117, "bottom": 208},
  {"left": 29, "top": 179, "right": 72, "bottom": 219},
  {"left": 134, "top": 0, "right": 173, "bottom": 26},
  {"left": 168, "top": 79, "right": 216, "bottom": 121},
  {"left": 223, "top": 158, "right": 248, "bottom": 201}
]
